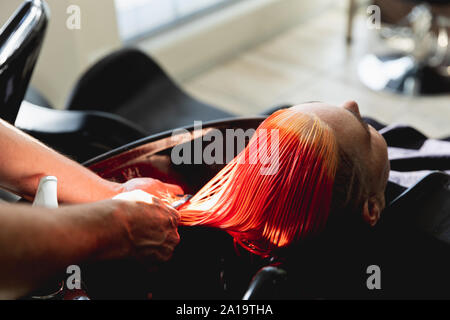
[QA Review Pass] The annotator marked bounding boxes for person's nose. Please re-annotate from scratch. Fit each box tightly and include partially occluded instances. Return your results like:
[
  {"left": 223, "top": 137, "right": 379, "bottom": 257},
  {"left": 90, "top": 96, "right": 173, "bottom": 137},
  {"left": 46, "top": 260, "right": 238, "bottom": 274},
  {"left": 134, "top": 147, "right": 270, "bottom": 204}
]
[{"left": 342, "top": 100, "right": 361, "bottom": 117}]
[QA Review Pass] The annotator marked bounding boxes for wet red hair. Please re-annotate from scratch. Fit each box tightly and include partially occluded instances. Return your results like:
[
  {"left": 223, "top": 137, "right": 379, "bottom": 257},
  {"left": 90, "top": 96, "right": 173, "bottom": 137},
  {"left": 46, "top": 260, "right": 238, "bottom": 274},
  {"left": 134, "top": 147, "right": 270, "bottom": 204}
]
[{"left": 178, "top": 109, "right": 338, "bottom": 256}]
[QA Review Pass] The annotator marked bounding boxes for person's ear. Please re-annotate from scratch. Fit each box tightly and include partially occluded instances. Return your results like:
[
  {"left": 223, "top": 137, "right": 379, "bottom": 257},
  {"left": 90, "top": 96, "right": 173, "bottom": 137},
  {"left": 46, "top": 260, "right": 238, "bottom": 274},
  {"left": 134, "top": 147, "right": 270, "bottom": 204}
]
[{"left": 362, "top": 197, "right": 382, "bottom": 227}]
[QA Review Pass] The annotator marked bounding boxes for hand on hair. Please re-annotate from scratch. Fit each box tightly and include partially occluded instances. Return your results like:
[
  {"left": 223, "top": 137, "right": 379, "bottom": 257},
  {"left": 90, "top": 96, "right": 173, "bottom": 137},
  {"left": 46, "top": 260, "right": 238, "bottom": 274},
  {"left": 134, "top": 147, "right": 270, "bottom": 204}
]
[
  {"left": 119, "top": 178, "right": 184, "bottom": 203},
  {"left": 112, "top": 196, "right": 181, "bottom": 265}
]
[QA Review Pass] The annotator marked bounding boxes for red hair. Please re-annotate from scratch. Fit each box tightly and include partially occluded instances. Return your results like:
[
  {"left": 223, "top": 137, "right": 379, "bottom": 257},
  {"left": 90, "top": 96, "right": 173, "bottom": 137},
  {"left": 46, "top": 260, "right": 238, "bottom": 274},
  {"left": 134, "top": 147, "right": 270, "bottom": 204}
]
[{"left": 178, "top": 109, "right": 338, "bottom": 256}]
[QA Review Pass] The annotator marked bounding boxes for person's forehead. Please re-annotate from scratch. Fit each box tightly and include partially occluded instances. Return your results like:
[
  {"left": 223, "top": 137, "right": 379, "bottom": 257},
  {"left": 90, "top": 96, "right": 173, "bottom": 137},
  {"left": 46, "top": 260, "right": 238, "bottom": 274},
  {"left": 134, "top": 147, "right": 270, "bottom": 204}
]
[
  {"left": 291, "top": 103, "right": 364, "bottom": 142},
  {"left": 292, "top": 102, "right": 375, "bottom": 166},
  {"left": 291, "top": 103, "right": 353, "bottom": 123}
]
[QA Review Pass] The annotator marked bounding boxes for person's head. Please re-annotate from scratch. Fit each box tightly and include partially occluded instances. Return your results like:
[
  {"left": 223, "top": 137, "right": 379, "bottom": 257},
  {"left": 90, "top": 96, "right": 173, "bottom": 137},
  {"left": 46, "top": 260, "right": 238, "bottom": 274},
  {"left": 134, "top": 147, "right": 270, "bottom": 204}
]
[
  {"left": 178, "top": 101, "right": 389, "bottom": 256},
  {"left": 291, "top": 101, "right": 390, "bottom": 227}
]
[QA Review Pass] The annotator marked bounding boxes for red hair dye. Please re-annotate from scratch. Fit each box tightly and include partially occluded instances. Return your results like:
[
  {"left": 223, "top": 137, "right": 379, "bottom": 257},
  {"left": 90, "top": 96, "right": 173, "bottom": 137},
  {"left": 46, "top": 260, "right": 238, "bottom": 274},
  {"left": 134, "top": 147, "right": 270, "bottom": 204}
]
[{"left": 178, "top": 109, "right": 338, "bottom": 256}]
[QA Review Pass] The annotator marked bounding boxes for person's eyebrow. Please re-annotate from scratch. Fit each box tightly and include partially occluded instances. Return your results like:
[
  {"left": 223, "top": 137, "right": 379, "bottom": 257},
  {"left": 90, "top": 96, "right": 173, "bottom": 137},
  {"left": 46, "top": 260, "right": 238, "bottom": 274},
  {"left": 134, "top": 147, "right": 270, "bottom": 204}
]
[{"left": 345, "top": 109, "right": 371, "bottom": 138}]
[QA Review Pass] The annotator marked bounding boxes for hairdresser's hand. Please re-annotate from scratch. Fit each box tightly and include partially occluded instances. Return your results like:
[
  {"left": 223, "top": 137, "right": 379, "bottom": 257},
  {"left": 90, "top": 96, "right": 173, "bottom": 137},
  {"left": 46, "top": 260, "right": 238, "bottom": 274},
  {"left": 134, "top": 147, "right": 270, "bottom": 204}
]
[
  {"left": 0, "top": 198, "right": 180, "bottom": 298},
  {"left": 119, "top": 178, "right": 184, "bottom": 202},
  {"left": 113, "top": 196, "right": 181, "bottom": 265}
]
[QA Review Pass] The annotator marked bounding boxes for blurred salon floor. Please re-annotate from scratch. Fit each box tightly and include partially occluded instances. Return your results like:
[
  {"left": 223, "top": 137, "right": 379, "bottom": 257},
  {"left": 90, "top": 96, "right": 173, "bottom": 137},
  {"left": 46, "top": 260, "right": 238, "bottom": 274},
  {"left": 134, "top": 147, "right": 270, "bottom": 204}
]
[{"left": 181, "top": 1, "right": 450, "bottom": 138}]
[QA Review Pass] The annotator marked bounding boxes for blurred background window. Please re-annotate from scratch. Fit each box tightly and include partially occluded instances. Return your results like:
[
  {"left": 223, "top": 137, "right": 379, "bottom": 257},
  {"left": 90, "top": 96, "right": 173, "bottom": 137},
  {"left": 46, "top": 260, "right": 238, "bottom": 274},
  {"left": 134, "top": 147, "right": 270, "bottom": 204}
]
[{"left": 115, "top": 0, "right": 238, "bottom": 41}]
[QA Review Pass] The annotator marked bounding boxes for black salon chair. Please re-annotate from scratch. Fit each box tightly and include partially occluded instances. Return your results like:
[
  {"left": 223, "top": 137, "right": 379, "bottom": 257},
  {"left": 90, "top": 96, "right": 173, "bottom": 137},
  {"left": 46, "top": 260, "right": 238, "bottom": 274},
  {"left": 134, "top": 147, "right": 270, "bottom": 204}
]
[
  {"left": 357, "top": 0, "right": 450, "bottom": 95},
  {"left": 65, "top": 48, "right": 235, "bottom": 136}
]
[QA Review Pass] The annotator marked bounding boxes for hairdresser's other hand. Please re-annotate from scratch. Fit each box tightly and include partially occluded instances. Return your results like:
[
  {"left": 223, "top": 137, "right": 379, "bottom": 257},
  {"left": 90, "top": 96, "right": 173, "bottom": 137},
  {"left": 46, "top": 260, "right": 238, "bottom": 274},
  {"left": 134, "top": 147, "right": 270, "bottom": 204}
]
[
  {"left": 119, "top": 178, "right": 184, "bottom": 201},
  {"left": 112, "top": 196, "right": 181, "bottom": 265}
]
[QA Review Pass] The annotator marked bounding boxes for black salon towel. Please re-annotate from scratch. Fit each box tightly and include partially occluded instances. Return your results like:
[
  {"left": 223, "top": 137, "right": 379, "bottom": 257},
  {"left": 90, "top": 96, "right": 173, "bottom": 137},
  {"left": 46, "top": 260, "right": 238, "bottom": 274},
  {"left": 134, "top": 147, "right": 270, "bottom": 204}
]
[{"left": 363, "top": 118, "right": 450, "bottom": 203}]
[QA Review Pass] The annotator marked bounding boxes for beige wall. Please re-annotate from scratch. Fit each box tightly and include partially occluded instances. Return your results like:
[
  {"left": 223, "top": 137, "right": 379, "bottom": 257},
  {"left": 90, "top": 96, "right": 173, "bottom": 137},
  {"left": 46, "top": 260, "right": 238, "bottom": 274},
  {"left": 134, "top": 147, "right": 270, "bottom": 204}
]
[
  {"left": 0, "top": 0, "right": 121, "bottom": 108},
  {"left": 140, "top": 0, "right": 333, "bottom": 82}
]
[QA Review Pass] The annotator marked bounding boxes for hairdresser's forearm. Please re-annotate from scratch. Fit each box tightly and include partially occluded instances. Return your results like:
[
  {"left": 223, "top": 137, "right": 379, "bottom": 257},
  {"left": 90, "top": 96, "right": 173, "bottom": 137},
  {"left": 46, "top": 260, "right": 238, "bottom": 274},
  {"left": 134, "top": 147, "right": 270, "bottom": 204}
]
[
  {"left": 0, "top": 119, "right": 121, "bottom": 203},
  {"left": 0, "top": 202, "right": 129, "bottom": 299}
]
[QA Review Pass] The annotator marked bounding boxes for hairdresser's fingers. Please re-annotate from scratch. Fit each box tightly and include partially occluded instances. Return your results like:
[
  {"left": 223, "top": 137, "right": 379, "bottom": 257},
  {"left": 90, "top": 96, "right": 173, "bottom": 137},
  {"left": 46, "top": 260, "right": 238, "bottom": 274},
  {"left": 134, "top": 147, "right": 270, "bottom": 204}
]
[
  {"left": 151, "top": 196, "right": 181, "bottom": 224},
  {"left": 113, "top": 191, "right": 180, "bottom": 227},
  {"left": 161, "top": 182, "right": 184, "bottom": 196},
  {"left": 120, "top": 178, "right": 183, "bottom": 198},
  {"left": 113, "top": 189, "right": 155, "bottom": 203},
  {"left": 121, "top": 199, "right": 181, "bottom": 266}
]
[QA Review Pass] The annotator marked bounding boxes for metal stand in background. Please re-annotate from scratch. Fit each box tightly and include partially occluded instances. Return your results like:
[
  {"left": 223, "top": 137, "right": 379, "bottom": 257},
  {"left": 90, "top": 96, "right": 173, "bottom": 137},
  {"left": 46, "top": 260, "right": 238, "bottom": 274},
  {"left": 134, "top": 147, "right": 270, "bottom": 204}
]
[{"left": 357, "top": 4, "right": 450, "bottom": 95}]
